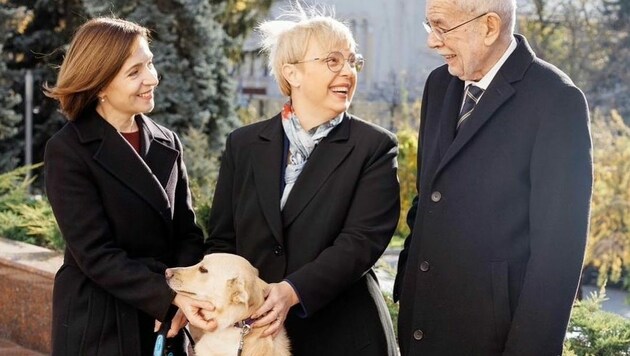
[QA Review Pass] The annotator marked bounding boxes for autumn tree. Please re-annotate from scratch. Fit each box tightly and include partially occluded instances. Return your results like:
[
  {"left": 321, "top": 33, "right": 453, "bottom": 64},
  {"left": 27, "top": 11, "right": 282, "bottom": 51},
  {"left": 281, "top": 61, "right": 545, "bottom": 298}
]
[{"left": 584, "top": 110, "right": 630, "bottom": 285}]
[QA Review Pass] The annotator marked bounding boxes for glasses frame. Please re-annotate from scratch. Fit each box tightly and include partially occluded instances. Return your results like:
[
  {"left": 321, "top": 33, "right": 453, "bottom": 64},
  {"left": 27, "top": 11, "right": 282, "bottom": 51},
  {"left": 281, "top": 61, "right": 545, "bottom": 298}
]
[
  {"left": 423, "top": 12, "right": 489, "bottom": 41},
  {"left": 292, "top": 51, "right": 365, "bottom": 73}
]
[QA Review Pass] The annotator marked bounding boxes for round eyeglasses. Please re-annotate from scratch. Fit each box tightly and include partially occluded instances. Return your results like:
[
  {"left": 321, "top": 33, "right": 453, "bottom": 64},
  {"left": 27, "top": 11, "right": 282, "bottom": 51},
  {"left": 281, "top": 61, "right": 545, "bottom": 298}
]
[
  {"left": 292, "top": 51, "right": 365, "bottom": 73},
  {"left": 423, "top": 12, "right": 488, "bottom": 41}
]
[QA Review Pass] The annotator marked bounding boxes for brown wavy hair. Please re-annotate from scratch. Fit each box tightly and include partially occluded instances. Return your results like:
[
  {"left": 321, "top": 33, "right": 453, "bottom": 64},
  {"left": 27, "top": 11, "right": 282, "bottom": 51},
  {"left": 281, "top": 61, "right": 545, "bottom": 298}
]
[{"left": 43, "top": 17, "right": 150, "bottom": 121}]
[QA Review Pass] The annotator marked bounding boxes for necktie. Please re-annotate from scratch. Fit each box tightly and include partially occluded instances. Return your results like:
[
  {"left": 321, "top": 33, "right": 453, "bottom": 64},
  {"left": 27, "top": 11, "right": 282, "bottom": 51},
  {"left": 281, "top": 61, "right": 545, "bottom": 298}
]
[{"left": 457, "top": 85, "right": 484, "bottom": 131}]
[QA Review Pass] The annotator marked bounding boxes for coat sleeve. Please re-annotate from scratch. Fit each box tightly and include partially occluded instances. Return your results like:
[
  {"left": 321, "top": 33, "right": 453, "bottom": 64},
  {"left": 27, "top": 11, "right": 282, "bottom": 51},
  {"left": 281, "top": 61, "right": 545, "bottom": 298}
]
[
  {"left": 171, "top": 132, "right": 205, "bottom": 267},
  {"left": 503, "top": 85, "right": 593, "bottom": 355},
  {"left": 45, "top": 135, "right": 176, "bottom": 322},
  {"left": 205, "top": 132, "right": 237, "bottom": 254},
  {"left": 286, "top": 133, "right": 401, "bottom": 316}
]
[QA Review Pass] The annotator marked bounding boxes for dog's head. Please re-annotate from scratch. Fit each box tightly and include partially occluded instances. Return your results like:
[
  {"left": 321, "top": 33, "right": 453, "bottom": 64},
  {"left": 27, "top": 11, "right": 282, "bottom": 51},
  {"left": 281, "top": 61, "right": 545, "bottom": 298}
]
[{"left": 166, "top": 253, "right": 268, "bottom": 329}]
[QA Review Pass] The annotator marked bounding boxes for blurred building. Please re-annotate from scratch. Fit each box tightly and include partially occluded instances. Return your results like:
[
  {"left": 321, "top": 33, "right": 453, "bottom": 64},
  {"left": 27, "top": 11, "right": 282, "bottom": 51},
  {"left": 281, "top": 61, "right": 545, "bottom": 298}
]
[
  {"left": 236, "top": 0, "right": 530, "bottom": 126},
  {"left": 236, "top": 0, "right": 441, "bottom": 106}
]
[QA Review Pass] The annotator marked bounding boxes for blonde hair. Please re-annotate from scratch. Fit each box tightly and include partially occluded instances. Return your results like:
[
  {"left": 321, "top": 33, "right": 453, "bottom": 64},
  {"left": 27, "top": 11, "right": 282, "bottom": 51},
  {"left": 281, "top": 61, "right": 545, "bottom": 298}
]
[
  {"left": 257, "top": 1, "right": 357, "bottom": 97},
  {"left": 44, "top": 17, "right": 150, "bottom": 121}
]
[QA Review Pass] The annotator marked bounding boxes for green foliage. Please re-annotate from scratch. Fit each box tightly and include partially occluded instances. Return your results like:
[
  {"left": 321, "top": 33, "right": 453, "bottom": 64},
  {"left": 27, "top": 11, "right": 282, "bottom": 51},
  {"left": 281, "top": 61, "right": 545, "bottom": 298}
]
[
  {"left": 1, "top": 0, "right": 85, "bottom": 174},
  {"left": 0, "top": 164, "right": 64, "bottom": 250},
  {"left": 180, "top": 125, "right": 219, "bottom": 236},
  {"left": 564, "top": 288, "right": 630, "bottom": 355},
  {"left": 0, "top": 6, "right": 24, "bottom": 172}
]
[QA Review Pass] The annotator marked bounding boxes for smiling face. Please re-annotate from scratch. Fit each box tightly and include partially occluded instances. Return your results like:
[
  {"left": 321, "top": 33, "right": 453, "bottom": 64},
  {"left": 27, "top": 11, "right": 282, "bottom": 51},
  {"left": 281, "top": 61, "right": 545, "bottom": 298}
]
[
  {"left": 425, "top": 0, "right": 494, "bottom": 81},
  {"left": 97, "top": 36, "right": 158, "bottom": 123},
  {"left": 285, "top": 37, "right": 357, "bottom": 124}
]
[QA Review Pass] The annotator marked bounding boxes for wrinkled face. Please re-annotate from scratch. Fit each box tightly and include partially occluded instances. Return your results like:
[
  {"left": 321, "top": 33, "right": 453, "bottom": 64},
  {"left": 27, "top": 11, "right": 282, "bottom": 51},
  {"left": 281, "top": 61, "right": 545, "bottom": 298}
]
[
  {"left": 291, "top": 38, "right": 358, "bottom": 120},
  {"left": 425, "top": 0, "right": 490, "bottom": 81},
  {"left": 98, "top": 36, "right": 159, "bottom": 121},
  {"left": 166, "top": 253, "right": 267, "bottom": 329}
]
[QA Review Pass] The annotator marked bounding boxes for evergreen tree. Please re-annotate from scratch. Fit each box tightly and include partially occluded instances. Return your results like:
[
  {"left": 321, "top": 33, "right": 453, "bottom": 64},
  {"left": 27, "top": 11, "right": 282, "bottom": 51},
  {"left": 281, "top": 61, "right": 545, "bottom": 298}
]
[
  {"left": 0, "top": 6, "right": 24, "bottom": 171},
  {"left": 1, "top": 0, "right": 87, "bottom": 173}
]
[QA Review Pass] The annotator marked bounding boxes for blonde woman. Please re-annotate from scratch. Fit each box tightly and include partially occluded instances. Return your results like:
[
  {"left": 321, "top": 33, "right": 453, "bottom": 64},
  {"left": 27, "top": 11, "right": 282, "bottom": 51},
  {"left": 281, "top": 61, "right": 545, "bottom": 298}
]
[
  {"left": 205, "top": 3, "right": 399, "bottom": 355},
  {"left": 44, "top": 18, "right": 213, "bottom": 355}
]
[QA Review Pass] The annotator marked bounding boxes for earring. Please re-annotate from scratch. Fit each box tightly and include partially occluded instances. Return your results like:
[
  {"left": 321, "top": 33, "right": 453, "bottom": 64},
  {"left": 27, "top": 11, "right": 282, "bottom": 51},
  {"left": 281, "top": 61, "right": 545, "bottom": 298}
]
[{"left": 99, "top": 97, "right": 105, "bottom": 103}]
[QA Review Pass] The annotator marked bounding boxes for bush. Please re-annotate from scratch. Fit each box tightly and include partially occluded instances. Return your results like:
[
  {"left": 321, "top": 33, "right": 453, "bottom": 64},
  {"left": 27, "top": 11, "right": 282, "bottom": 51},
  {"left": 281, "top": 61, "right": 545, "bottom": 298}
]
[
  {"left": 565, "top": 287, "right": 630, "bottom": 355},
  {"left": 0, "top": 164, "right": 64, "bottom": 250}
]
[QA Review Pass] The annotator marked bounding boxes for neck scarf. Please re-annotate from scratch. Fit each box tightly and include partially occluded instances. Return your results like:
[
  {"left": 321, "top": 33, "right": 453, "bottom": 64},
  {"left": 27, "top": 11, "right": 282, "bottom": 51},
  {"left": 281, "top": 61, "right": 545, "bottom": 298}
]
[{"left": 280, "top": 101, "right": 343, "bottom": 209}]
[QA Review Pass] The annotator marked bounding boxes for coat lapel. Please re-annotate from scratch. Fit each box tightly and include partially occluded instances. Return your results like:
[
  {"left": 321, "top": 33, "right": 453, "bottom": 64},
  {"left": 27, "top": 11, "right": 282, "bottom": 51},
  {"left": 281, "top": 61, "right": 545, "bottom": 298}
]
[
  {"left": 435, "top": 35, "right": 533, "bottom": 178},
  {"left": 251, "top": 116, "right": 284, "bottom": 243},
  {"left": 438, "top": 79, "right": 465, "bottom": 159},
  {"left": 138, "top": 115, "right": 180, "bottom": 196},
  {"left": 282, "top": 114, "right": 354, "bottom": 227},
  {"left": 75, "top": 111, "right": 173, "bottom": 223}
]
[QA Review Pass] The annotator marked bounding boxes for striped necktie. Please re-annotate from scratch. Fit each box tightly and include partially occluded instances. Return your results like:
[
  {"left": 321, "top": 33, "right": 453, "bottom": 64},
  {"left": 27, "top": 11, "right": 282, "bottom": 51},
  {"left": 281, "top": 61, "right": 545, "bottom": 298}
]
[{"left": 457, "top": 85, "right": 484, "bottom": 130}]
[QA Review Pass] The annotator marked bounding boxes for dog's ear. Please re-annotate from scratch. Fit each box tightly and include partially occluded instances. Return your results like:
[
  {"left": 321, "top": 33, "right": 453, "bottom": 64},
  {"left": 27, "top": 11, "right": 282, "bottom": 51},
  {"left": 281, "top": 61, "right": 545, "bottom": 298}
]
[
  {"left": 227, "top": 276, "right": 248, "bottom": 305},
  {"left": 247, "top": 277, "right": 268, "bottom": 309}
]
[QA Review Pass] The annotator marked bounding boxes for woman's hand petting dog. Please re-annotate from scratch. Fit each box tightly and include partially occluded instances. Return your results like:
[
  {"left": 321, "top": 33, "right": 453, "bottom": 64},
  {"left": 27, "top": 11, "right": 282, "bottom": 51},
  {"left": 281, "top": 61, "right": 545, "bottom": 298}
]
[
  {"left": 174, "top": 293, "right": 217, "bottom": 331},
  {"left": 252, "top": 281, "right": 299, "bottom": 337}
]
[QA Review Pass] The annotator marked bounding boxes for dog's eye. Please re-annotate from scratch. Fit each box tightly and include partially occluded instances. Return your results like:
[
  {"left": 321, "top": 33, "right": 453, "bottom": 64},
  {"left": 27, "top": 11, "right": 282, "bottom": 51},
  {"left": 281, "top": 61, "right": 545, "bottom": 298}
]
[{"left": 199, "top": 266, "right": 208, "bottom": 273}]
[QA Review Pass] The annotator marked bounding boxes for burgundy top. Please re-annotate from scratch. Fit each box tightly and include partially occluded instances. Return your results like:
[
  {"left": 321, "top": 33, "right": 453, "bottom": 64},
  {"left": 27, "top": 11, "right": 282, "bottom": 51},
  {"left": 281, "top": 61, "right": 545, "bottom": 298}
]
[{"left": 121, "top": 130, "right": 141, "bottom": 154}]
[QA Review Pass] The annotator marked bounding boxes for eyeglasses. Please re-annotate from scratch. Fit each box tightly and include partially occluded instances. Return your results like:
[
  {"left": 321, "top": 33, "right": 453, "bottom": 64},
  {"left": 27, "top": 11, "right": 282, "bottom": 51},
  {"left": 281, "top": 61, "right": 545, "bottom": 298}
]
[
  {"left": 292, "top": 51, "right": 365, "bottom": 73},
  {"left": 423, "top": 12, "right": 488, "bottom": 41}
]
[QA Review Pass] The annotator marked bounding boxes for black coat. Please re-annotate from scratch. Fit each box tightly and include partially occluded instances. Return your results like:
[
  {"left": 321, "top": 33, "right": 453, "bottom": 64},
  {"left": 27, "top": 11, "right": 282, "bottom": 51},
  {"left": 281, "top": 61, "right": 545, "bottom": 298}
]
[
  {"left": 45, "top": 110, "right": 204, "bottom": 355},
  {"left": 394, "top": 35, "right": 593, "bottom": 355},
  {"left": 206, "top": 113, "right": 400, "bottom": 356}
]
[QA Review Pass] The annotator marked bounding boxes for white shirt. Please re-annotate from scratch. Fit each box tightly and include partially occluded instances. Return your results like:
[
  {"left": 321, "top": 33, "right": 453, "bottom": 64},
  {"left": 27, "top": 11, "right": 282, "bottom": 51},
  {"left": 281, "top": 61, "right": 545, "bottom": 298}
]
[{"left": 463, "top": 37, "right": 518, "bottom": 103}]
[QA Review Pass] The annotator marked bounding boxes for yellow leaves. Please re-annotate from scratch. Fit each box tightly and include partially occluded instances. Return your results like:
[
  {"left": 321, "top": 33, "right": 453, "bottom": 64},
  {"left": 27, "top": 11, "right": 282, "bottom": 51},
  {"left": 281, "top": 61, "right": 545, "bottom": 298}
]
[{"left": 585, "top": 109, "right": 630, "bottom": 285}]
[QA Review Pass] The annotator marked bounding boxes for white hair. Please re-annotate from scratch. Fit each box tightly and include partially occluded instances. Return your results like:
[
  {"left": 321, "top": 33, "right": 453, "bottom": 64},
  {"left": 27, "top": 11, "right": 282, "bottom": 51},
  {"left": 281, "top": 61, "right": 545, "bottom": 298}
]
[{"left": 455, "top": 0, "right": 517, "bottom": 34}]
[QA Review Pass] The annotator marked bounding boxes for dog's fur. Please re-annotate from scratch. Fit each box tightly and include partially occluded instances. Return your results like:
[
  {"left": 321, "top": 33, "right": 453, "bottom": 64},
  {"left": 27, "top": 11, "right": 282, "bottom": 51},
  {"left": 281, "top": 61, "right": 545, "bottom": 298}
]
[{"left": 166, "top": 253, "right": 291, "bottom": 356}]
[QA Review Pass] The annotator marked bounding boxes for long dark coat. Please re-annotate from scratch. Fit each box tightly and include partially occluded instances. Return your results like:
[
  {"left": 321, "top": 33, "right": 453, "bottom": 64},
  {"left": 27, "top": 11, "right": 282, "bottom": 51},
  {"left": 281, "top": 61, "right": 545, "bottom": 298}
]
[
  {"left": 45, "top": 109, "right": 204, "bottom": 355},
  {"left": 206, "top": 113, "right": 400, "bottom": 356},
  {"left": 394, "top": 35, "right": 593, "bottom": 355}
]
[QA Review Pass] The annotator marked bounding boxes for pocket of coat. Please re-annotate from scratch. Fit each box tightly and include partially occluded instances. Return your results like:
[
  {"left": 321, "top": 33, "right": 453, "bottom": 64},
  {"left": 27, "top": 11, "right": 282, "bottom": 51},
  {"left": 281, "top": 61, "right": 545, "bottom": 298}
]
[{"left": 491, "top": 261, "right": 511, "bottom": 344}]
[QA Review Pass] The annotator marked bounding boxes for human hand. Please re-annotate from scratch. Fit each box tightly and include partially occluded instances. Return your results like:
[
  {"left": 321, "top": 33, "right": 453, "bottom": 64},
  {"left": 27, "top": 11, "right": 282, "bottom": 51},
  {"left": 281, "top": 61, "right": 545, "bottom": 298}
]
[
  {"left": 252, "top": 281, "right": 299, "bottom": 337},
  {"left": 172, "top": 293, "right": 217, "bottom": 331}
]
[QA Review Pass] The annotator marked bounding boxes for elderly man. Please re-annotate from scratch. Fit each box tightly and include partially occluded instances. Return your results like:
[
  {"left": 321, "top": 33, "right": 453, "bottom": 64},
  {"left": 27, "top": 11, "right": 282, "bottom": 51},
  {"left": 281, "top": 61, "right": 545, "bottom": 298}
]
[{"left": 394, "top": 0, "right": 593, "bottom": 355}]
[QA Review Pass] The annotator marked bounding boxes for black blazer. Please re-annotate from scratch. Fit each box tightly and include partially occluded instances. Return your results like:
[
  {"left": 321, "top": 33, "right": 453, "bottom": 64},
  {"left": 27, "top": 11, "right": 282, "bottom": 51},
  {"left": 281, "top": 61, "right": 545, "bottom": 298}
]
[
  {"left": 394, "top": 35, "right": 593, "bottom": 355},
  {"left": 206, "top": 113, "right": 400, "bottom": 356},
  {"left": 45, "top": 109, "right": 204, "bottom": 355}
]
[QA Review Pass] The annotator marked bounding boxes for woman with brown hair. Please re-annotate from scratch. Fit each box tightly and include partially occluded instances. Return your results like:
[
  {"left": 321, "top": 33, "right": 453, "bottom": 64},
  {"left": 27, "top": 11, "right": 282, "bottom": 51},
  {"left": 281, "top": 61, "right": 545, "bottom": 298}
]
[{"left": 44, "top": 17, "right": 213, "bottom": 355}]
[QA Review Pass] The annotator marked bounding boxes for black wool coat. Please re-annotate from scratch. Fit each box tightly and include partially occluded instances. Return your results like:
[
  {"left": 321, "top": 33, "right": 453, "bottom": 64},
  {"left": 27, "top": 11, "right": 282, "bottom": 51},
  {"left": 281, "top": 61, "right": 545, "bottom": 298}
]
[
  {"left": 45, "top": 109, "right": 204, "bottom": 355},
  {"left": 206, "top": 113, "right": 400, "bottom": 356},
  {"left": 394, "top": 35, "right": 593, "bottom": 356}
]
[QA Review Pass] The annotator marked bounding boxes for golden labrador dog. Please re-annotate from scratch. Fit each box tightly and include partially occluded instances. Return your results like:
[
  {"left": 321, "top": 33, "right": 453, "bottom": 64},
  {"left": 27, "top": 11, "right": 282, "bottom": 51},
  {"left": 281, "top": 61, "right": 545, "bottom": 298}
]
[{"left": 166, "top": 253, "right": 291, "bottom": 356}]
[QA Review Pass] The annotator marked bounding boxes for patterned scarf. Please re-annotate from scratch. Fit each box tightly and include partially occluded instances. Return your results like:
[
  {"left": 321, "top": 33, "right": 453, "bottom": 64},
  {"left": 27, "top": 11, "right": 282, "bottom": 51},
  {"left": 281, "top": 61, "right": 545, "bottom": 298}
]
[{"left": 280, "top": 101, "right": 344, "bottom": 209}]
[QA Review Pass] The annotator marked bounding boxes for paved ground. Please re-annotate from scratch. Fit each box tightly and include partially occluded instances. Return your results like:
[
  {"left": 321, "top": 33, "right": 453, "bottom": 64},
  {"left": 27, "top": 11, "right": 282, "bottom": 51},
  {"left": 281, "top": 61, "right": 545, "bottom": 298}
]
[{"left": 0, "top": 338, "right": 44, "bottom": 356}]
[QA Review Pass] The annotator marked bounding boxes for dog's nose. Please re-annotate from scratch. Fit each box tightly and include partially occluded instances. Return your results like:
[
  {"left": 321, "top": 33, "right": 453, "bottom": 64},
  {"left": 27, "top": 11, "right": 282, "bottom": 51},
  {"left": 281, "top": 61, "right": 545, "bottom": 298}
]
[{"left": 165, "top": 268, "right": 173, "bottom": 280}]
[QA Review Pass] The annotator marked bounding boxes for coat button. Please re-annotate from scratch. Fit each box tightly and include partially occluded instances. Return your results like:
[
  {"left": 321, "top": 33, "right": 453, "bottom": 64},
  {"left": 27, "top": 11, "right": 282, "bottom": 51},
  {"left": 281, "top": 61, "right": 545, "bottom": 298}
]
[
  {"left": 273, "top": 245, "right": 284, "bottom": 256},
  {"left": 431, "top": 191, "right": 442, "bottom": 202},
  {"left": 419, "top": 261, "right": 430, "bottom": 272},
  {"left": 413, "top": 329, "right": 424, "bottom": 340}
]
